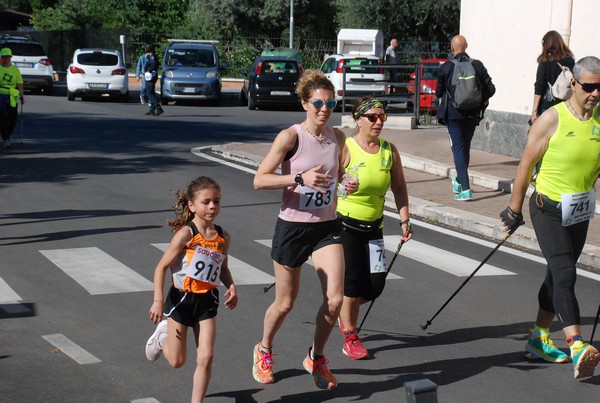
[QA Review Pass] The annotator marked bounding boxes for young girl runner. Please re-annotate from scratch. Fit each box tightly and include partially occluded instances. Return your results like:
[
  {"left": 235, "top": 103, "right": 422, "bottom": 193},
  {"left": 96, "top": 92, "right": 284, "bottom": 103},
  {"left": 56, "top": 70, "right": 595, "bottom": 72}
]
[{"left": 145, "top": 176, "right": 238, "bottom": 402}]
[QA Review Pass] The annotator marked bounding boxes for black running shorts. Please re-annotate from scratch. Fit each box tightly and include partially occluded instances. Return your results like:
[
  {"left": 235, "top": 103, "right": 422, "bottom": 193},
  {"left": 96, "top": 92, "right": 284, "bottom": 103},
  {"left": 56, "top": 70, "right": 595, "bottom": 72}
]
[
  {"left": 341, "top": 224, "right": 387, "bottom": 301},
  {"left": 163, "top": 286, "right": 219, "bottom": 327},
  {"left": 270, "top": 218, "right": 342, "bottom": 268}
]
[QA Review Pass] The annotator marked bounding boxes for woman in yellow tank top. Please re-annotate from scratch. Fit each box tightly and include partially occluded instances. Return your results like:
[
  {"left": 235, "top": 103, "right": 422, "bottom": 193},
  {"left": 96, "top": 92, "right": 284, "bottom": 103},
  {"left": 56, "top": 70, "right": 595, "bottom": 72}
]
[{"left": 336, "top": 97, "right": 413, "bottom": 360}]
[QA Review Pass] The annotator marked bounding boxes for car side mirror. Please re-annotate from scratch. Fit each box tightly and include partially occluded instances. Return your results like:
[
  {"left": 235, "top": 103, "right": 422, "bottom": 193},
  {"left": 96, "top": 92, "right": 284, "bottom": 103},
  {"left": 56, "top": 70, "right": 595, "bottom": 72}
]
[
  {"left": 220, "top": 62, "right": 229, "bottom": 70},
  {"left": 240, "top": 68, "right": 248, "bottom": 75}
]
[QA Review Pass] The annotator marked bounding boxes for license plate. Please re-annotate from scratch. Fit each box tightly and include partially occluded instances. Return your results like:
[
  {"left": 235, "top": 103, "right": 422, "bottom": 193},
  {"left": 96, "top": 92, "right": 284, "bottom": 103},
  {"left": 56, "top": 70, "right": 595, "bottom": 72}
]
[
  {"left": 182, "top": 87, "right": 197, "bottom": 93},
  {"left": 271, "top": 91, "right": 291, "bottom": 96},
  {"left": 15, "top": 62, "right": 34, "bottom": 68},
  {"left": 88, "top": 83, "right": 108, "bottom": 89}
]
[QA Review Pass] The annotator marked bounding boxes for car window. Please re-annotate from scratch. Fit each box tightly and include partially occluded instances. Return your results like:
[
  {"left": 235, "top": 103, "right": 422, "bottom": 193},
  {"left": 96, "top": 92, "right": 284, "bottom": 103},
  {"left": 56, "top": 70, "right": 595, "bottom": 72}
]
[
  {"left": 2, "top": 43, "right": 46, "bottom": 57},
  {"left": 284, "top": 62, "right": 299, "bottom": 73},
  {"left": 321, "top": 58, "right": 334, "bottom": 74},
  {"left": 77, "top": 52, "right": 119, "bottom": 66},
  {"left": 263, "top": 61, "right": 298, "bottom": 74},
  {"left": 166, "top": 48, "right": 215, "bottom": 67},
  {"left": 422, "top": 63, "right": 441, "bottom": 79},
  {"left": 346, "top": 59, "right": 380, "bottom": 74}
]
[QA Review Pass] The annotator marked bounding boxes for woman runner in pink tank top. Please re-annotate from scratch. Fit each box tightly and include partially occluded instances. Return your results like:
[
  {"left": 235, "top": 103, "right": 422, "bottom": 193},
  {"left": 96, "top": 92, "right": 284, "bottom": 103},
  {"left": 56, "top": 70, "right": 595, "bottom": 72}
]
[{"left": 251, "top": 70, "right": 356, "bottom": 390}]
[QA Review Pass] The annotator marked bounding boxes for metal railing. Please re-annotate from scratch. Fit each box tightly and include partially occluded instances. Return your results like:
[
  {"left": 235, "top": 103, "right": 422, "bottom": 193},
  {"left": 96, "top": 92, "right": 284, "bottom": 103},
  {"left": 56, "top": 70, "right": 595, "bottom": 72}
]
[{"left": 340, "top": 62, "right": 444, "bottom": 125}]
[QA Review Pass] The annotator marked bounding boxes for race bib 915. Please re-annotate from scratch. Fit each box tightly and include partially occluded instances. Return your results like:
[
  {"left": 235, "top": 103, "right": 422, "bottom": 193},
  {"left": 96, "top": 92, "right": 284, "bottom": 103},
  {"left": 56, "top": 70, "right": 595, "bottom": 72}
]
[{"left": 185, "top": 245, "right": 224, "bottom": 286}]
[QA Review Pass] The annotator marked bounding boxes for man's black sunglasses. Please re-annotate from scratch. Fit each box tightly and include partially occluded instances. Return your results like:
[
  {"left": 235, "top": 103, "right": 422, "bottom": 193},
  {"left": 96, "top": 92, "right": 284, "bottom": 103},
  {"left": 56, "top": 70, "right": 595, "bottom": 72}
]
[{"left": 575, "top": 79, "right": 600, "bottom": 93}]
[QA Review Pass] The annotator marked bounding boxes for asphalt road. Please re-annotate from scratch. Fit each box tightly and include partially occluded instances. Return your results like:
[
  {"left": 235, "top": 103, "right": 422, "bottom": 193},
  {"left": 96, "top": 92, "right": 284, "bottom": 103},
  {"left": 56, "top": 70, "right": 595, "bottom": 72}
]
[{"left": 1, "top": 91, "right": 599, "bottom": 402}]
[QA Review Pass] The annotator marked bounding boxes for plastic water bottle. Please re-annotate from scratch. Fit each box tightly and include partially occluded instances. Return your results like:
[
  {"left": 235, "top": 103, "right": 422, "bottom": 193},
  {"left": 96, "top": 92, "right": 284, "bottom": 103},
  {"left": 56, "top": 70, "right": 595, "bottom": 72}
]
[{"left": 338, "top": 166, "right": 359, "bottom": 199}]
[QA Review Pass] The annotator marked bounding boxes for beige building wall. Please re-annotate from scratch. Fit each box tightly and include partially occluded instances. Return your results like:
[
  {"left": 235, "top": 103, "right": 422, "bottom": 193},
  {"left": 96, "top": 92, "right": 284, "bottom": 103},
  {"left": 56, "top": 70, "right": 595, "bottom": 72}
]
[{"left": 458, "top": 0, "right": 598, "bottom": 157}]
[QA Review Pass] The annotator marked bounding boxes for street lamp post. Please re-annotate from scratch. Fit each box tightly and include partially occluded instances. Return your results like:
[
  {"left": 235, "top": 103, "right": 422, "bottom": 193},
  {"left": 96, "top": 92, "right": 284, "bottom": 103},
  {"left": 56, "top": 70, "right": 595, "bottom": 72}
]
[{"left": 289, "top": 0, "right": 294, "bottom": 48}]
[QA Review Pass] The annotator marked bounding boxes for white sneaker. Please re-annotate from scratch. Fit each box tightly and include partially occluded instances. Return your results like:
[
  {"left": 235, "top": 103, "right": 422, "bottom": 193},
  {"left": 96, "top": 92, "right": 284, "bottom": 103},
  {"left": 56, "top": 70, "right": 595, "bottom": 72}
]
[{"left": 145, "top": 319, "right": 168, "bottom": 361}]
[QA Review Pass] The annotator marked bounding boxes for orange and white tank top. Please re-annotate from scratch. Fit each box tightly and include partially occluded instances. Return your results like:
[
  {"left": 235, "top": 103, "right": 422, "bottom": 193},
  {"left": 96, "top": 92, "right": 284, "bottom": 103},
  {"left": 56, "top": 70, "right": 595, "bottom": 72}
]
[{"left": 170, "top": 222, "right": 226, "bottom": 294}]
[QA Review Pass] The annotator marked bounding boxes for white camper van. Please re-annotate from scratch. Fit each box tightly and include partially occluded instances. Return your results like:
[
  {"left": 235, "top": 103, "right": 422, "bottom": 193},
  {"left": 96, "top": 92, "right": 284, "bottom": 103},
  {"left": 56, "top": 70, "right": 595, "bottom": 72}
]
[
  {"left": 319, "top": 29, "right": 387, "bottom": 102},
  {"left": 336, "top": 29, "right": 384, "bottom": 59}
]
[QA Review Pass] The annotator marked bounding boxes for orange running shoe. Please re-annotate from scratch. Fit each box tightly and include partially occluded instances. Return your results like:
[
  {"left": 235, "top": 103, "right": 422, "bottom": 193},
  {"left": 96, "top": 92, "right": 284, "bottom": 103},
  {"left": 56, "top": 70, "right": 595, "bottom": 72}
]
[
  {"left": 303, "top": 348, "right": 337, "bottom": 389},
  {"left": 252, "top": 343, "right": 275, "bottom": 384}
]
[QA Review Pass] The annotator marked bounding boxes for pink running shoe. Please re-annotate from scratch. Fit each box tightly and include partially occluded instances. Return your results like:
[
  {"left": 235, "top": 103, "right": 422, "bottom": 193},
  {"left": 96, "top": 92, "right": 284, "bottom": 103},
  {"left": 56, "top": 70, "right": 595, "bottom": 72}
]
[{"left": 343, "top": 332, "right": 369, "bottom": 360}]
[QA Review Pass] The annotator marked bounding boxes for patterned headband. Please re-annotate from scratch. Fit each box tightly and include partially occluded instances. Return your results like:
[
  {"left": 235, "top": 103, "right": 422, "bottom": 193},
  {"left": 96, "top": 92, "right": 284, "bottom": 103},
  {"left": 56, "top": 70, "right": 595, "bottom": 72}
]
[{"left": 352, "top": 98, "right": 384, "bottom": 120}]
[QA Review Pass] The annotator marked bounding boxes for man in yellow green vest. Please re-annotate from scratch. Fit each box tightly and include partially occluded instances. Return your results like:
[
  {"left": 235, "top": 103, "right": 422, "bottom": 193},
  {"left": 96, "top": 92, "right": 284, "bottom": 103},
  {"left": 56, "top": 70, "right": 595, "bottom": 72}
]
[
  {"left": 500, "top": 56, "right": 600, "bottom": 380},
  {"left": 0, "top": 47, "right": 24, "bottom": 150}
]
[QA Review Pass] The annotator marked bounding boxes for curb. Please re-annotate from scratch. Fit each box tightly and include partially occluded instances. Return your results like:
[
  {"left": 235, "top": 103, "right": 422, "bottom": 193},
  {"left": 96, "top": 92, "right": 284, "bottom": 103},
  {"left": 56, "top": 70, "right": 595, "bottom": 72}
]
[
  {"left": 221, "top": 89, "right": 241, "bottom": 101},
  {"left": 207, "top": 144, "right": 600, "bottom": 272}
]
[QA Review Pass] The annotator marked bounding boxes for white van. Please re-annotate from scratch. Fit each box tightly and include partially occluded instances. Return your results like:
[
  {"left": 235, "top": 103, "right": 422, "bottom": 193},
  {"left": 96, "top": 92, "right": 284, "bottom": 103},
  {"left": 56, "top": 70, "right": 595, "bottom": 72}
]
[{"left": 319, "top": 29, "right": 386, "bottom": 103}]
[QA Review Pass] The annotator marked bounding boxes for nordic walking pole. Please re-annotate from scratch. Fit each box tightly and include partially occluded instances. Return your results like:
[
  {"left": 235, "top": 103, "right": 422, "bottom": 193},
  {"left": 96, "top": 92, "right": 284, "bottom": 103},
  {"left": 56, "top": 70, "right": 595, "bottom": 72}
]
[
  {"left": 19, "top": 101, "right": 24, "bottom": 144},
  {"left": 420, "top": 231, "right": 514, "bottom": 331},
  {"left": 358, "top": 240, "right": 405, "bottom": 333},
  {"left": 590, "top": 304, "right": 600, "bottom": 345}
]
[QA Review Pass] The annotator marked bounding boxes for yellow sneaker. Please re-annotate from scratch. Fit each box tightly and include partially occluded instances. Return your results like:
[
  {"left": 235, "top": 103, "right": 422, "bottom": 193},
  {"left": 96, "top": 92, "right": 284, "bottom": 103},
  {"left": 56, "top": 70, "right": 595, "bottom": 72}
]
[
  {"left": 525, "top": 333, "right": 568, "bottom": 363},
  {"left": 572, "top": 343, "right": 600, "bottom": 379},
  {"left": 252, "top": 343, "right": 275, "bottom": 384}
]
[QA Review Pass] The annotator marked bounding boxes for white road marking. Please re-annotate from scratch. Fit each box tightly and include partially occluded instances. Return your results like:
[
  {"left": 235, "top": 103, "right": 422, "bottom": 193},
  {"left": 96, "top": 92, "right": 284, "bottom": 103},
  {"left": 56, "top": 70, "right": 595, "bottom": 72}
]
[
  {"left": 131, "top": 399, "right": 161, "bottom": 403},
  {"left": 383, "top": 235, "right": 515, "bottom": 276},
  {"left": 192, "top": 145, "right": 258, "bottom": 174},
  {"left": 255, "top": 239, "right": 403, "bottom": 279},
  {"left": 42, "top": 333, "right": 101, "bottom": 365},
  {"left": 0, "top": 276, "right": 21, "bottom": 303},
  {"left": 40, "top": 247, "right": 153, "bottom": 295},
  {"left": 151, "top": 243, "right": 275, "bottom": 285}
]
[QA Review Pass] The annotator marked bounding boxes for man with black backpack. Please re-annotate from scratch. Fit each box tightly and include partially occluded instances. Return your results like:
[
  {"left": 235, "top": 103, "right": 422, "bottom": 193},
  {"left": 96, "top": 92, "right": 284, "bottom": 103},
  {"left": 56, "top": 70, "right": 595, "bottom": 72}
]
[{"left": 436, "top": 35, "right": 496, "bottom": 201}]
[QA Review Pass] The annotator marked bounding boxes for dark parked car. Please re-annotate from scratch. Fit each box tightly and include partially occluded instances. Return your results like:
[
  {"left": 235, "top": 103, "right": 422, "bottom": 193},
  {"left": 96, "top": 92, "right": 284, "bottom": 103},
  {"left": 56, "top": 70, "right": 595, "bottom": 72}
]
[{"left": 240, "top": 56, "right": 303, "bottom": 110}]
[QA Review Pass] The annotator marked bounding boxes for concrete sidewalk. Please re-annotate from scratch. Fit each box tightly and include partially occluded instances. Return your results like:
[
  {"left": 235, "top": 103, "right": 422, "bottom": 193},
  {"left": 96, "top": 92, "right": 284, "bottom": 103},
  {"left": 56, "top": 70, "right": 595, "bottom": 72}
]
[{"left": 208, "top": 126, "right": 600, "bottom": 272}]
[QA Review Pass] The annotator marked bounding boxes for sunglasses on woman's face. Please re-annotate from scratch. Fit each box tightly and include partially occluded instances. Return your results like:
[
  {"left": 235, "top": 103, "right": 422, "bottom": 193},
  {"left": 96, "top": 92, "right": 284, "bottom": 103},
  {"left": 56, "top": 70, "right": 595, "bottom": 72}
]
[
  {"left": 575, "top": 79, "right": 600, "bottom": 93},
  {"left": 362, "top": 113, "right": 387, "bottom": 123},
  {"left": 308, "top": 99, "right": 337, "bottom": 110}
]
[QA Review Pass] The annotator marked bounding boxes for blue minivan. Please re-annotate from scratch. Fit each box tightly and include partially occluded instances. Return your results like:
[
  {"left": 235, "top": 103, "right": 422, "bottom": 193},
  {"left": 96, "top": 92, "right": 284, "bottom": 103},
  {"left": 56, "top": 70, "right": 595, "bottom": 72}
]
[{"left": 160, "top": 39, "right": 227, "bottom": 104}]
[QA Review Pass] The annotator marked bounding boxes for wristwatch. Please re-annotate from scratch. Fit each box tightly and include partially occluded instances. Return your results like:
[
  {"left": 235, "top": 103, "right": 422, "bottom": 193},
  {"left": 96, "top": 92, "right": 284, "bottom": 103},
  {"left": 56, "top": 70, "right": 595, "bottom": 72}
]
[{"left": 294, "top": 172, "right": 304, "bottom": 186}]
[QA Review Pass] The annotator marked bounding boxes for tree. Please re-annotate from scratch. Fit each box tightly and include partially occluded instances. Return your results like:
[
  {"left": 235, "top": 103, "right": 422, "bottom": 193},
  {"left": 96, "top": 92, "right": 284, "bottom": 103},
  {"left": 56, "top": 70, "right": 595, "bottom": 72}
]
[
  {"left": 182, "top": 0, "right": 337, "bottom": 43},
  {"left": 30, "top": 0, "right": 188, "bottom": 32},
  {"left": 335, "top": 0, "right": 460, "bottom": 43}
]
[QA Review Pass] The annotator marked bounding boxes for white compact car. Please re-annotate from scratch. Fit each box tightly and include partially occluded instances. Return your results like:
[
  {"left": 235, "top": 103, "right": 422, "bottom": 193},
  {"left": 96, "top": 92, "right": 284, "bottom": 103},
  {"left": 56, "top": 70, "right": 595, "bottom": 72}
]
[
  {"left": 66, "top": 48, "right": 129, "bottom": 102},
  {"left": 0, "top": 35, "right": 54, "bottom": 94},
  {"left": 319, "top": 54, "right": 386, "bottom": 104}
]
